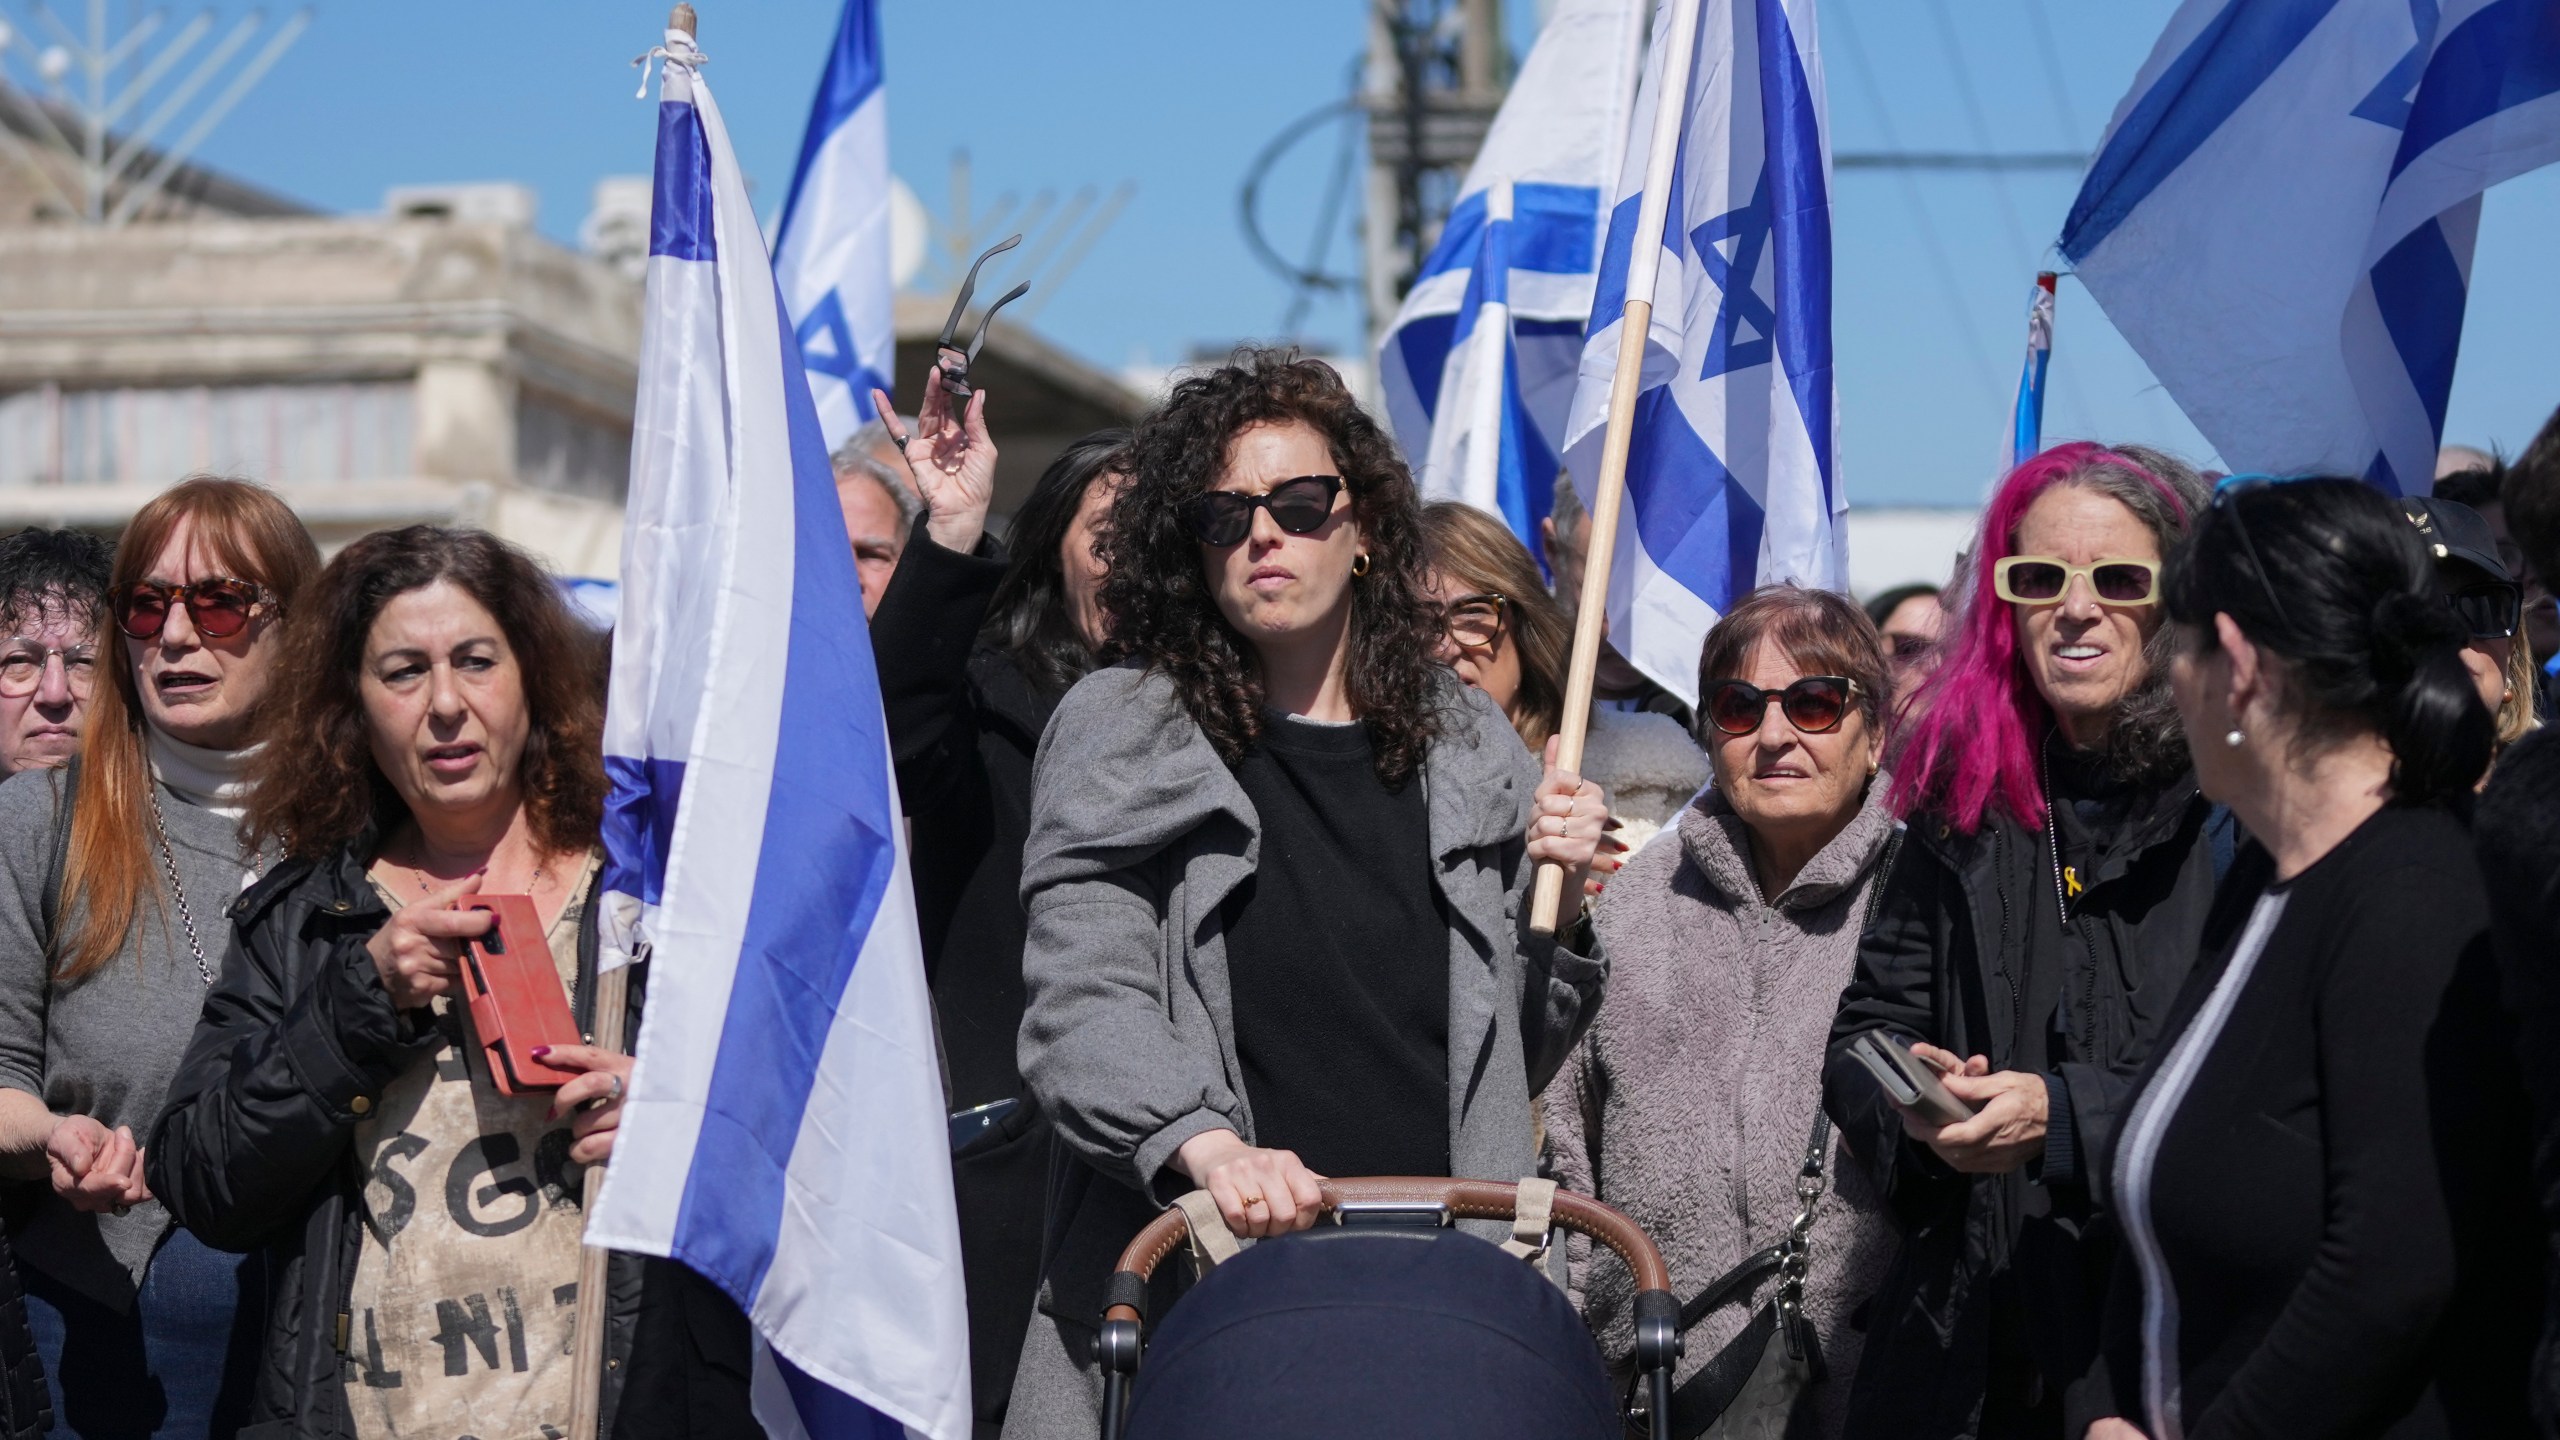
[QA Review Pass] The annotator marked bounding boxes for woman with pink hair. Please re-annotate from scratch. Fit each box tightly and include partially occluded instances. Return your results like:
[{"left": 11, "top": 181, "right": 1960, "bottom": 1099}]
[{"left": 1820, "top": 443, "right": 2229, "bottom": 1440}]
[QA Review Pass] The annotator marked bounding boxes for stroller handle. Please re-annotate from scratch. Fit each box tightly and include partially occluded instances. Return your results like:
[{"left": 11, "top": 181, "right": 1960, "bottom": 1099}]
[{"left": 1106, "top": 1176, "right": 1674, "bottom": 1311}]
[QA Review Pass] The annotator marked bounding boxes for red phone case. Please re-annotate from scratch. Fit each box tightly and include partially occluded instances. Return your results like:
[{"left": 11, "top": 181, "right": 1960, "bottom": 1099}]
[{"left": 458, "top": 895, "right": 583, "bottom": 1095}]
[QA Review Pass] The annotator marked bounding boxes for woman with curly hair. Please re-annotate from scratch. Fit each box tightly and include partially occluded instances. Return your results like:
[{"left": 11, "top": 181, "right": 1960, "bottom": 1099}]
[
  {"left": 1822, "top": 443, "right": 2228, "bottom": 1440},
  {"left": 146, "top": 527, "right": 758, "bottom": 1440},
  {"left": 1003, "top": 349, "right": 1608, "bottom": 1437}
]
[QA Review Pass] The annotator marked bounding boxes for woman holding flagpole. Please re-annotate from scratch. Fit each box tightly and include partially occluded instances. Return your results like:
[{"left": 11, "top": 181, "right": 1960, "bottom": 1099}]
[
  {"left": 1003, "top": 349, "right": 1607, "bottom": 1437},
  {"left": 146, "top": 527, "right": 761, "bottom": 1440}
]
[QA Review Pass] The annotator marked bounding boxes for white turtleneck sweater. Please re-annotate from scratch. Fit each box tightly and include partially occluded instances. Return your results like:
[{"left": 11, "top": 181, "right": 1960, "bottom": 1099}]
[{"left": 147, "top": 729, "right": 261, "bottom": 821}]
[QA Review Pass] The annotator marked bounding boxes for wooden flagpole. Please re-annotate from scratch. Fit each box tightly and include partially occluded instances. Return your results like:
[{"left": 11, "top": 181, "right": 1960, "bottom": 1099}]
[
  {"left": 564, "top": 17, "right": 686, "bottom": 1430},
  {"left": 1530, "top": 0, "right": 1705, "bottom": 934},
  {"left": 566, "top": 962, "right": 631, "bottom": 1440}
]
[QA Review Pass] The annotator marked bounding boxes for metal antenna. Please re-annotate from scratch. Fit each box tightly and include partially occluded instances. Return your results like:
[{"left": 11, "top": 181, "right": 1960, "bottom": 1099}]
[{"left": 0, "top": 1, "right": 312, "bottom": 226}]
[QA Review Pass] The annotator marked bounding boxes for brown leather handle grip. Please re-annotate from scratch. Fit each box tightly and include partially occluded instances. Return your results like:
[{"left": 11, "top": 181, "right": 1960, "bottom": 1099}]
[{"left": 1104, "top": 1176, "right": 1669, "bottom": 1326}]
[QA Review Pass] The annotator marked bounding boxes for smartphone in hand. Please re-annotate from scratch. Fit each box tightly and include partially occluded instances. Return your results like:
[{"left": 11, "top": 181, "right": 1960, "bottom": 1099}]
[{"left": 1848, "top": 1030, "right": 1977, "bottom": 1127}]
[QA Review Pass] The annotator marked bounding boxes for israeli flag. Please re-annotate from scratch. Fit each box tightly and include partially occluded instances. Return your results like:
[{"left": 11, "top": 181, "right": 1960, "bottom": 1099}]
[
  {"left": 2062, "top": 0, "right": 2560, "bottom": 494},
  {"left": 589, "top": 25, "right": 967, "bottom": 1440},
  {"left": 2006, "top": 272, "right": 2057, "bottom": 471},
  {"left": 1562, "top": 0, "right": 1845, "bottom": 706},
  {"left": 772, "top": 0, "right": 897, "bottom": 450},
  {"left": 1377, "top": 0, "right": 1645, "bottom": 564}
]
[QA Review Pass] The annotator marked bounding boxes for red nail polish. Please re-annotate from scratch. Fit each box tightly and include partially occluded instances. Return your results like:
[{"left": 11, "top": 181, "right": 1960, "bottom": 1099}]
[{"left": 531, "top": 1046, "right": 551, "bottom": 1059}]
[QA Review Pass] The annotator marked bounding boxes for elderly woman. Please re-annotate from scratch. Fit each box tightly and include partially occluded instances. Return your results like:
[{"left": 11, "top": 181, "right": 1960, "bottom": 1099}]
[
  {"left": 0, "top": 476, "right": 318, "bottom": 1437},
  {"left": 0, "top": 527, "right": 113, "bottom": 777},
  {"left": 1003, "top": 349, "right": 1606, "bottom": 1438},
  {"left": 1547, "top": 584, "right": 1902, "bottom": 1438},
  {"left": 1825, "top": 443, "right": 2223, "bottom": 1440},
  {"left": 2082, "top": 478, "right": 2538, "bottom": 1439},
  {"left": 145, "top": 527, "right": 758, "bottom": 1440},
  {"left": 1420, "top": 500, "right": 1708, "bottom": 856}
]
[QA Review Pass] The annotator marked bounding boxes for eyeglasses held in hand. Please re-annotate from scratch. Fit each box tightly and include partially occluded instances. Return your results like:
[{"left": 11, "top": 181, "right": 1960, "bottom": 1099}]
[
  {"left": 2451, "top": 582, "right": 2522, "bottom": 640},
  {"left": 1434, "top": 593, "right": 1508, "bottom": 651},
  {"left": 1993, "top": 556, "right": 2160, "bottom": 607},
  {"left": 109, "top": 578, "right": 272, "bottom": 641},
  {"left": 1705, "top": 675, "right": 1861, "bottom": 737},
  {"left": 0, "top": 643, "right": 94, "bottom": 699},
  {"left": 1182, "top": 476, "right": 1344, "bottom": 547}
]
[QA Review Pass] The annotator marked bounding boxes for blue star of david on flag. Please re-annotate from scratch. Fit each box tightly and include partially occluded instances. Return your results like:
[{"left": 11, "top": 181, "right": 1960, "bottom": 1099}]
[
  {"left": 794, "top": 288, "right": 884, "bottom": 394},
  {"left": 1691, "top": 170, "right": 1776, "bottom": 379}
]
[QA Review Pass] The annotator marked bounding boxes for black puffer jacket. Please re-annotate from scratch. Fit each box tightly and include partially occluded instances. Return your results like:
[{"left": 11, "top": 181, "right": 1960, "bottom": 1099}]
[
  {"left": 871, "top": 515, "right": 1063, "bottom": 1434},
  {"left": 1824, "top": 760, "right": 2230, "bottom": 1440},
  {"left": 144, "top": 840, "right": 759, "bottom": 1440}
]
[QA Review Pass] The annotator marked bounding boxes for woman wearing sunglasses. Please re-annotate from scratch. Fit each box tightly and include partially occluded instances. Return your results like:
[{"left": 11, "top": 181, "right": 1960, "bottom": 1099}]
[
  {"left": 2397, "top": 494, "right": 2539, "bottom": 767},
  {"left": 0, "top": 475, "right": 319, "bottom": 1437},
  {"left": 1822, "top": 443, "right": 2224, "bottom": 1440},
  {"left": 1418, "top": 501, "right": 1708, "bottom": 858},
  {"left": 1003, "top": 350, "right": 1606, "bottom": 1438},
  {"left": 1546, "top": 585, "right": 1902, "bottom": 1438},
  {"left": 2081, "top": 477, "right": 2536, "bottom": 1440}
]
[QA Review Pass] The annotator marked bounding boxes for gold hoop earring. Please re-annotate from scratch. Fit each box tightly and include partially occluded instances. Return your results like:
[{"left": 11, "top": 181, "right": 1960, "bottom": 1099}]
[{"left": 1351, "top": 552, "right": 1371, "bottom": 578}]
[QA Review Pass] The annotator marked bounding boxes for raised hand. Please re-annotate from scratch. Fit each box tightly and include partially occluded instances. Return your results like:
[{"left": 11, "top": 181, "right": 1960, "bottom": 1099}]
[
  {"left": 872, "top": 366, "right": 997, "bottom": 556},
  {"left": 1528, "top": 735, "right": 1608, "bottom": 907}
]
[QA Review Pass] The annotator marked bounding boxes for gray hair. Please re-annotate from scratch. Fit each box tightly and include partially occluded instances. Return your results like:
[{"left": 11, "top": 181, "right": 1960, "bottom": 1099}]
[{"left": 832, "top": 417, "right": 923, "bottom": 531}]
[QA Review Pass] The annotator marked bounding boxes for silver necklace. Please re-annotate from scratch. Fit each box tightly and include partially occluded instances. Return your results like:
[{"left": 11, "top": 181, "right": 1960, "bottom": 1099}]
[
  {"left": 145, "top": 786, "right": 259, "bottom": 986},
  {"left": 2039, "top": 744, "right": 2073, "bottom": 927}
]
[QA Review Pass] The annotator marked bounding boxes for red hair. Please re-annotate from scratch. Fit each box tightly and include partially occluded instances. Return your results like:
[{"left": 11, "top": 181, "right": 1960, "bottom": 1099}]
[{"left": 1888, "top": 443, "right": 2193, "bottom": 834}]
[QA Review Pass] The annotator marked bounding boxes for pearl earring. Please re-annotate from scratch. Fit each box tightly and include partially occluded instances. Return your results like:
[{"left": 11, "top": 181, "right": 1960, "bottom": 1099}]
[{"left": 2224, "top": 729, "right": 2245, "bottom": 748}]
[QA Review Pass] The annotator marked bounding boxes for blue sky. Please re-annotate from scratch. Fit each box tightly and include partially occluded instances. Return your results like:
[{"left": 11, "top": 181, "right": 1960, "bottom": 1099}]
[{"left": 181, "top": 0, "right": 2560, "bottom": 505}]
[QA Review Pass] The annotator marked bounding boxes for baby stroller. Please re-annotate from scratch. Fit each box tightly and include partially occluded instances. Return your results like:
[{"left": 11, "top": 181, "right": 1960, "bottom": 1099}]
[{"left": 1095, "top": 1176, "right": 1681, "bottom": 1440}]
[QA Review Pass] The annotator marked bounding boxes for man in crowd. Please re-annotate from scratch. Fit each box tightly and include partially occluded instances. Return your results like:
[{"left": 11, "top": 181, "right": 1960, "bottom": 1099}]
[
  {"left": 836, "top": 415, "right": 924, "bottom": 617},
  {"left": 0, "top": 527, "right": 110, "bottom": 776}
]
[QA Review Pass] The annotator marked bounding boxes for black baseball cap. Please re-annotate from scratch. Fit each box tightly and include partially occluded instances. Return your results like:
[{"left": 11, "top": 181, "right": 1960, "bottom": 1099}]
[{"left": 2400, "top": 496, "right": 2511, "bottom": 586}]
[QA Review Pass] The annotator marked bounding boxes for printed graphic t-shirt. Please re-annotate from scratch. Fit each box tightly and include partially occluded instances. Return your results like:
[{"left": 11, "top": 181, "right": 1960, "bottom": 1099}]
[{"left": 345, "top": 852, "right": 601, "bottom": 1440}]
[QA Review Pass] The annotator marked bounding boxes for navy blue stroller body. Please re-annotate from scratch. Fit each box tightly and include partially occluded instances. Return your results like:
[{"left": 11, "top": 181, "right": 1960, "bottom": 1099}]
[{"left": 1097, "top": 1178, "right": 1680, "bottom": 1440}]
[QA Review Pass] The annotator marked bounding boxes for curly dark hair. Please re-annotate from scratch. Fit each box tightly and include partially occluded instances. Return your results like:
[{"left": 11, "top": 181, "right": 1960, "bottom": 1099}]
[
  {"left": 1101, "top": 347, "right": 1443, "bottom": 784},
  {"left": 245, "top": 526, "right": 607, "bottom": 861}
]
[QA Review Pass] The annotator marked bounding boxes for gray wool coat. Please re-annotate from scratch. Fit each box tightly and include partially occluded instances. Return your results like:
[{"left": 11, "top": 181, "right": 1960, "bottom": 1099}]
[
  {"left": 1547, "top": 776, "right": 1902, "bottom": 1440},
  {"left": 1000, "top": 662, "right": 1607, "bottom": 1440}
]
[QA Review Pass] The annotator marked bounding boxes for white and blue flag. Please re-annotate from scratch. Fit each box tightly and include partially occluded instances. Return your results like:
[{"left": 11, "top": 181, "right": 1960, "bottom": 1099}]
[
  {"left": 1377, "top": 0, "right": 1645, "bottom": 565},
  {"left": 771, "top": 0, "right": 897, "bottom": 451},
  {"left": 2061, "top": 0, "right": 2560, "bottom": 494},
  {"left": 1562, "top": 0, "right": 1845, "bottom": 705},
  {"left": 591, "top": 25, "right": 967, "bottom": 1440}
]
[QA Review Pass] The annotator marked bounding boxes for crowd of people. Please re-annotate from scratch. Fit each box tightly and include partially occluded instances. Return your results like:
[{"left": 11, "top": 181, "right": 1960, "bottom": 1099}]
[{"left": 0, "top": 345, "right": 2549, "bottom": 1440}]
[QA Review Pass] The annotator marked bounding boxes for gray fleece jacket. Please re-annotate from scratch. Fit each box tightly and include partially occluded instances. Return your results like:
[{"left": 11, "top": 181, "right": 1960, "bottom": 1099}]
[
  {"left": 1547, "top": 777, "right": 1901, "bottom": 1439},
  {"left": 1001, "top": 662, "right": 1606, "bottom": 1440}
]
